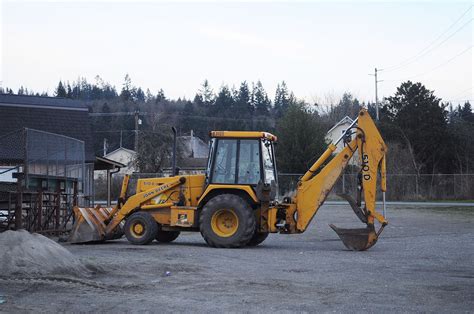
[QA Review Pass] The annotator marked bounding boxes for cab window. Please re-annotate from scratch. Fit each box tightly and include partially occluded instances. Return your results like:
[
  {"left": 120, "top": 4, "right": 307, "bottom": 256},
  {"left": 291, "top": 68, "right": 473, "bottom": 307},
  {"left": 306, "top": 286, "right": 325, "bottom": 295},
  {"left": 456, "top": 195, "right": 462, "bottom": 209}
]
[
  {"left": 237, "top": 140, "right": 261, "bottom": 185},
  {"left": 262, "top": 139, "right": 276, "bottom": 184},
  {"left": 211, "top": 139, "right": 237, "bottom": 184}
]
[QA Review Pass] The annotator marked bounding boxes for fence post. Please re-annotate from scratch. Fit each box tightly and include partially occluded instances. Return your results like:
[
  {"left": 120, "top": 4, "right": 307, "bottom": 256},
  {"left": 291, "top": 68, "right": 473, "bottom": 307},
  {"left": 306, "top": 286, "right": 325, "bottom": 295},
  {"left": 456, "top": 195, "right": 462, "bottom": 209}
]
[
  {"left": 24, "top": 128, "right": 29, "bottom": 190},
  {"left": 55, "top": 183, "right": 61, "bottom": 232},
  {"left": 415, "top": 175, "right": 419, "bottom": 197},
  {"left": 453, "top": 174, "right": 456, "bottom": 199},
  {"left": 37, "top": 188, "right": 43, "bottom": 231},
  {"left": 15, "top": 174, "right": 23, "bottom": 230}
]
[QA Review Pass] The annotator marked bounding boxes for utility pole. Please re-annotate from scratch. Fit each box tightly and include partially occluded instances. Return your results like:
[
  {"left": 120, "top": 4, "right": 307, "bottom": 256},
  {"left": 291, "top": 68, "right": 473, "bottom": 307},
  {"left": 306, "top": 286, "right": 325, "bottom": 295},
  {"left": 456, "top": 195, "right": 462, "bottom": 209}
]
[
  {"left": 103, "top": 138, "right": 107, "bottom": 157},
  {"left": 370, "top": 68, "right": 383, "bottom": 121},
  {"left": 134, "top": 110, "right": 139, "bottom": 152}
]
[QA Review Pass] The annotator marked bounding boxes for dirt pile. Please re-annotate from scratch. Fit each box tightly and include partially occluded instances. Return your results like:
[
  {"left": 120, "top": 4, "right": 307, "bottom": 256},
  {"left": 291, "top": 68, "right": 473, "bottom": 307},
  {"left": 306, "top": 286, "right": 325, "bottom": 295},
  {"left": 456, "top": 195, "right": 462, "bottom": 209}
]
[{"left": 0, "top": 230, "right": 90, "bottom": 277}]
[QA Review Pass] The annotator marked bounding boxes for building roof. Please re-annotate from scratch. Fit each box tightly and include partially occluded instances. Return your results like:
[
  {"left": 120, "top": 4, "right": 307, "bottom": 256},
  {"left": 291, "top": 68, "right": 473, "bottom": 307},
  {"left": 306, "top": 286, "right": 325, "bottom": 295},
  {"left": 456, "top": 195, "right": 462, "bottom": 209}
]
[
  {"left": 0, "top": 94, "right": 87, "bottom": 111},
  {"left": 0, "top": 94, "right": 94, "bottom": 162},
  {"left": 326, "top": 116, "right": 354, "bottom": 135},
  {"left": 179, "top": 135, "right": 209, "bottom": 159},
  {"left": 105, "top": 147, "right": 137, "bottom": 158},
  {"left": 95, "top": 156, "right": 126, "bottom": 171}
]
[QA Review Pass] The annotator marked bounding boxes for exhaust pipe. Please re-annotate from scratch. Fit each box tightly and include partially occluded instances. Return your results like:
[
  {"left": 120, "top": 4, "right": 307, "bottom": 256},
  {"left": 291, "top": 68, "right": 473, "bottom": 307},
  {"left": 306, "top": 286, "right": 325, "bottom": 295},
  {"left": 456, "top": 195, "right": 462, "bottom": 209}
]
[{"left": 171, "top": 126, "right": 177, "bottom": 176}]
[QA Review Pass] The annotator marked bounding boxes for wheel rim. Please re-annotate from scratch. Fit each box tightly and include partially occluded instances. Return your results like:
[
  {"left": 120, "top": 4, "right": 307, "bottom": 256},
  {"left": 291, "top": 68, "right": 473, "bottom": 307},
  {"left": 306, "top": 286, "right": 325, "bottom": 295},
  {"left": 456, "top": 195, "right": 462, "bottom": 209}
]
[
  {"left": 211, "top": 209, "right": 239, "bottom": 238},
  {"left": 130, "top": 222, "right": 145, "bottom": 237}
]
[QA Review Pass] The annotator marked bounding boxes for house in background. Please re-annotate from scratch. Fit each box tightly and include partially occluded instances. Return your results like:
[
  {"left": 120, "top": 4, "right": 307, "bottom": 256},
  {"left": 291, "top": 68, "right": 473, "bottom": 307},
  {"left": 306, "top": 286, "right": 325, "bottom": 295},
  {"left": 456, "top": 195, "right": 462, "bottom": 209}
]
[
  {"left": 326, "top": 116, "right": 354, "bottom": 152},
  {"left": 178, "top": 130, "right": 209, "bottom": 173},
  {"left": 179, "top": 130, "right": 209, "bottom": 159},
  {"left": 103, "top": 147, "right": 137, "bottom": 175},
  {"left": 326, "top": 116, "right": 358, "bottom": 165},
  {"left": 97, "top": 130, "right": 209, "bottom": 178}
]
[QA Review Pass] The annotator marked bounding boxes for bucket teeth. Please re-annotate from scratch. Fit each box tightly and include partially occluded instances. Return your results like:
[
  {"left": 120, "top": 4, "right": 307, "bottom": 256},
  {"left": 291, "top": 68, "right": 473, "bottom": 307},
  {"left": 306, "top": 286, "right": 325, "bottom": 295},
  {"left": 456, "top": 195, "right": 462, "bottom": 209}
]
[{"left": 329, "top": 224, "right": 378, "bottom": 251}]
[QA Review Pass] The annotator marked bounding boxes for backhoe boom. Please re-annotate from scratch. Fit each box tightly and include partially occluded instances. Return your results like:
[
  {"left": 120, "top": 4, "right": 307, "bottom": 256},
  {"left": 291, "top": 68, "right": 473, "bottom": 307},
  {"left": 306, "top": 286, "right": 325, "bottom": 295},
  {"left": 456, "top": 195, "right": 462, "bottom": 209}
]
[{"left": 280, "top": 109, "right": 388, "bottom": 250}]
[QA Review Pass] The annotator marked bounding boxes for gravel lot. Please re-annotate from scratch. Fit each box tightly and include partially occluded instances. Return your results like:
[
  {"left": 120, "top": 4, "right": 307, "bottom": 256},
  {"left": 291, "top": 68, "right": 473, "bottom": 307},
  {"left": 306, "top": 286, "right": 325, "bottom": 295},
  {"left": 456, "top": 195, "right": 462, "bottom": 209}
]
[{"left": 1, "top": 203, "right": 473, "bottom": 313}]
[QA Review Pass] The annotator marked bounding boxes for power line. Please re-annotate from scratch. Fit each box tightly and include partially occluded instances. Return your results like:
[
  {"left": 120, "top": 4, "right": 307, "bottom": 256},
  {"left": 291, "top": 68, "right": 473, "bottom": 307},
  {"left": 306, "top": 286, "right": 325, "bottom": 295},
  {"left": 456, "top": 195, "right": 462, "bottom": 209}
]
[
  {"left": 446, "top": 99, "right": 473, "bottom": 103},
  {"left": 407, "top": 45, "right": 473, "bottom": 79},
  {"left": 449, "top": 86, "right": 474, "bottom": 100},
  {"left": 90, "top": 112, "right": 274, "bottom": 123},
  {"left": 89, "top": 112, "right": 148, "bottom": 117},
  {"left": 382, "top": 5, "right": 473, "bottom": 72},
  {"left": 385, "top": 45, "right": 473, "bottom": 82}
]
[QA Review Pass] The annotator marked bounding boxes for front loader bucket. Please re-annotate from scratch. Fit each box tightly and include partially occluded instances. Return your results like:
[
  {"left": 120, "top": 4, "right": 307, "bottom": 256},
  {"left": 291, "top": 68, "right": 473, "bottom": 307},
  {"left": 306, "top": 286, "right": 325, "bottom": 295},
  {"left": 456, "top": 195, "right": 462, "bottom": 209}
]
[
  {"left": 329, "top": 224, "right": 381, "bottom": 251},
  {"left": 68, "top": 206, "right": 123, "bottom": 244}
]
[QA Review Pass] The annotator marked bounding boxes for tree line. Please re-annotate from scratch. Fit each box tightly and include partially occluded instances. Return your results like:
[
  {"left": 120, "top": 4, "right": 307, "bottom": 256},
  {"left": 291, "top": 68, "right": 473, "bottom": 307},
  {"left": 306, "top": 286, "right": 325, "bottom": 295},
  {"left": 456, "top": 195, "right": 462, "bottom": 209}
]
[{"left": 1, "top": 75, "right": 472, "bottom": 176}]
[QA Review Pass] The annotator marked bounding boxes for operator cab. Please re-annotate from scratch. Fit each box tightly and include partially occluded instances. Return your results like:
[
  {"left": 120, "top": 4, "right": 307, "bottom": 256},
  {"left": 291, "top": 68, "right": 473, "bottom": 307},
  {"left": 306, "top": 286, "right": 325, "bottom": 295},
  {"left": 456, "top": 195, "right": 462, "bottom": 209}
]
[{"left": 206, "top": 131, "right": 278, "bottom": 192}]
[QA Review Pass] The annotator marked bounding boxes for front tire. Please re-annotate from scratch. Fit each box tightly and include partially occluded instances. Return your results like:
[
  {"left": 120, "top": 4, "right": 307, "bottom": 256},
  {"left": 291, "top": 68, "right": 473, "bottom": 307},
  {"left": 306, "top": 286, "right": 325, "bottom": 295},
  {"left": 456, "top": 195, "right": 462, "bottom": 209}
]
[
  {"left": 124, "top": 212, "right": 158, "bottom": 245},
  {"left": 199, "top": 194, "right": 255, "bottom": 248}
]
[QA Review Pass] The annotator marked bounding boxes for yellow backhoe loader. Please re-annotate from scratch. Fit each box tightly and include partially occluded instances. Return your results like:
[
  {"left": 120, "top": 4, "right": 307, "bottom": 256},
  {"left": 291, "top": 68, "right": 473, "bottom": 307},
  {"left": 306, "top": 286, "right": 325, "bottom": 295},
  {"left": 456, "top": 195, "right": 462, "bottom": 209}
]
[{"left": 69, "top": 109, "right": 387, "bottom": 251}]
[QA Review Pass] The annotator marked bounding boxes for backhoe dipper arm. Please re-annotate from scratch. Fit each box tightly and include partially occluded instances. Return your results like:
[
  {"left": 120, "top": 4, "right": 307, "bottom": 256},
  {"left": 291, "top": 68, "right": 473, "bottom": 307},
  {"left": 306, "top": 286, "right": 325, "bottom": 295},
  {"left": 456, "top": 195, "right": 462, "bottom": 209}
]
[
  {"left": 290, "top": 109, "right": 387, "bottom": 237},
  {"left": 356, "top": 110, "right": 388, "bottom": 227}
]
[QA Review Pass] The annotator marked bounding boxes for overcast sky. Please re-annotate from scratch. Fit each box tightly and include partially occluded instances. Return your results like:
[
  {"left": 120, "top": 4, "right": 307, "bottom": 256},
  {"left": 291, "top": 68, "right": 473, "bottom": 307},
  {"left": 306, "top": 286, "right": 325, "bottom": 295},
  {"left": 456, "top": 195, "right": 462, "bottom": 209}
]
[{"left": 1, "top": 1, "right": 472, "bottom": 105}]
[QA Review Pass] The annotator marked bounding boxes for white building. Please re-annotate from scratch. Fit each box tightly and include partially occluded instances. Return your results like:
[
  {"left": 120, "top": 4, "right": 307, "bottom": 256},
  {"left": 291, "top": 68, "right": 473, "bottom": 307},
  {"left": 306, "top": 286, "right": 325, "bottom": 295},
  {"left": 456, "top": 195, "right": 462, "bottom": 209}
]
[
  {"left": 179, "top": 130, "right": 209, "bottom": 159},
  {"left": 94, "top": 147, "right": 137, "bottom": 180},
  {"left": 326, "top": 116, "right": 354, "bottom": 152},
  {"left": 104, "top": 147, "right": 137, "bottom": 174},
  {"left": 326, "top": 116, "right": 358, "bottom": 164}
]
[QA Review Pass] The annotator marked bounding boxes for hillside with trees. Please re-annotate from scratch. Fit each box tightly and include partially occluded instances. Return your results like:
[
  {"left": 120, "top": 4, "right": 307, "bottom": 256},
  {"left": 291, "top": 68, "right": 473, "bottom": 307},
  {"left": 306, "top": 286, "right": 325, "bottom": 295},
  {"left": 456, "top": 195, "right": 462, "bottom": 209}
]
[{"left": 1, "top": 76, "right": 472, "bottom": 178}]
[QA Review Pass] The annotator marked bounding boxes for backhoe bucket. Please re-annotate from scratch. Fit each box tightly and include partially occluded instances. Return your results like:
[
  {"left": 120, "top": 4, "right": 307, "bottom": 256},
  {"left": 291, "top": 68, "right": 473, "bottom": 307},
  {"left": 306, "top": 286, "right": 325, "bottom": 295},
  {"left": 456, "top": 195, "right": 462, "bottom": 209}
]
[
  {"left": 329, "top": 224, "right": 380, "bottom": 251},
  {"left": 68, "top": 206, "right": 123, "bottom": 244}
]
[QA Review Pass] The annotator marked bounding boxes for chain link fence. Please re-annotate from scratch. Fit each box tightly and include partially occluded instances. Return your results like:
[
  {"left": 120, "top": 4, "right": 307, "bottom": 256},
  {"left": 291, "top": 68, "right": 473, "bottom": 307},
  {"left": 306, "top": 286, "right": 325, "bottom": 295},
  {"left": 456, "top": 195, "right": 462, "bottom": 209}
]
[
  {"left": 279, "top": 173, "right": 474, "bottom": 201},
  {"left": 94, "top": 170, "right": 473, "bottom": 203},
  {"left": 0, "top": 128, "right": 91, "bottom": 232}
]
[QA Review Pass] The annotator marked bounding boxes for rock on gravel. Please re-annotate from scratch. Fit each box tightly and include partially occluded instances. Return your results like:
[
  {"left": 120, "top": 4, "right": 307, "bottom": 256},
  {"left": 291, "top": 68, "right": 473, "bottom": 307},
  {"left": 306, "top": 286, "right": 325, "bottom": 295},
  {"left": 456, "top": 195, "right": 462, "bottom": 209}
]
[{"left": 0, "top": 230, "right": 90, "bottom": 277}]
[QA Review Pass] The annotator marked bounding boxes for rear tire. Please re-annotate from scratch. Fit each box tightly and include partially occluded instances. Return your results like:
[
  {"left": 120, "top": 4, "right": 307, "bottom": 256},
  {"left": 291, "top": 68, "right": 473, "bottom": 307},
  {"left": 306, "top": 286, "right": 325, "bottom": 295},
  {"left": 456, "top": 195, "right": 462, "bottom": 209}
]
[
  {"left": 124, "top": 212, "right": 158, "bottom": 245},
  {"left": 155, "top": 229, "right": 180, "bottom": 243},
  {"left": 247, "top": 231, "right": 269, "bottom": 247},
  {"left": 199, "top": 194, "right": 255, "bottom": 248}
]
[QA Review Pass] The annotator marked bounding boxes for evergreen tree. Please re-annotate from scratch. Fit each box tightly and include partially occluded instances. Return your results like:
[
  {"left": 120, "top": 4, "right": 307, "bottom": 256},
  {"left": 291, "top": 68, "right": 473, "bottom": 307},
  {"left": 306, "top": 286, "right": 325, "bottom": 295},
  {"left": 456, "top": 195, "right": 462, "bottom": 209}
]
[
  {"left": 198, "top": 80, "right": 214, "bottom": 106},
  {"left": 66, "top": 82, "right": 73, "bottom": 98},
  {"left": 193, "top": 93, "right": 204, "bottom": 106},
  {"left": 214, "top": 85, "right": 234, "bottom": 109},
  {"left": 252, "top": 81, "right": 271, "bottom": 115},
  {"left": 120, "top": 74, "right": 133, "bottom": 101},
  {"left": 136, "top": 87, "right": 145, "bottom": 102},
  {"left": 156, "top": 89, "right": 166, "bottom": 103},
  {"left": 276, "top": 101, "right": 327, "bottom": 173},
  {"left": 236, "top": 81, "right": 252, "bottom": 115},
  {"left": 458, "top": 102, "right": 473, "bottom": 122},
  {"left": 448, "top": 102, "right": 474, "bottom": 173},
  {"left": 145, "top": 88, "right": 154, "bottom": 102},
  {"left": 384, "top": 81, "right": 448, "bottom": 173},
  {"left": 55, "top": 81, "right": 67, "bottom": 97},
  {"left": 274, "top": 81, "right": 293, "bottom": 117},
  {"left": 326, "top": 93, "right": 361, "bottom": 122}
]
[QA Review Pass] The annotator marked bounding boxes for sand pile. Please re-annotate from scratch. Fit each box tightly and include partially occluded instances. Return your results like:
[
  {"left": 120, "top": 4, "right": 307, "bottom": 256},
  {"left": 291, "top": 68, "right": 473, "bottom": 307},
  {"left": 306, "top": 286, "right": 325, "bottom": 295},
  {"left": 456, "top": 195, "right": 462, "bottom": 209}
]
[{"left": 0, "top": 230, "right": 91, "bottom": 277}]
